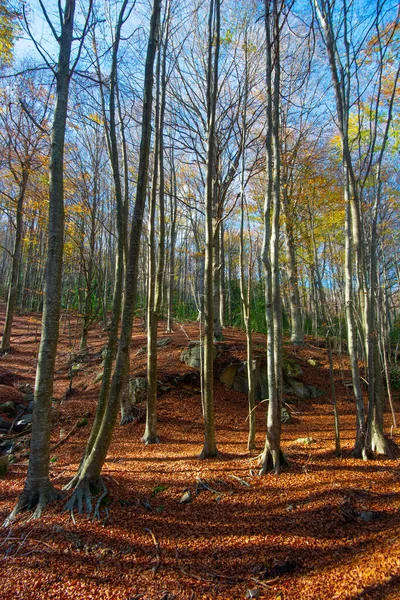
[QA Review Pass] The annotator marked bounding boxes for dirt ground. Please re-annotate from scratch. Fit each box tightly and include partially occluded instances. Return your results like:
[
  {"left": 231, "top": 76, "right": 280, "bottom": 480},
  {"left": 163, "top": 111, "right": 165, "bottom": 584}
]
[{"left": 1, "top": 304, "right": 400, "bottom": 600}]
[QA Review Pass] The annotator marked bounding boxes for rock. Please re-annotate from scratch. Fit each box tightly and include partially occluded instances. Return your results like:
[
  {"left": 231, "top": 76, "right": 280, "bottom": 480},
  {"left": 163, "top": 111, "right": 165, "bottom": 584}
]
[
  {"left": 136, "top": 336, "right": 173, "bottom": 356},
  {"left": 131, "top": 377, "right": 147, "bottom": 403},
  {"left": 0, "top": 454, "right": 9, "bottom": 476},
  {"left": 0, "top": 416, "right": 11, "bottom": 430},
  {"left": 120, "top": 377, "right": 148, "bottom": 425},
  {"left": 93, "top": 371, "right": 103, "bottom": 384},
  {"left": 281, "top": 406, "right": 291, "bottom": 423},
  {"left": 287, "top": 380, "right": 311, "bottom": 399},
  {"left": 307, "top": 358, "right": 320, "bottom": 367},
  {"left": 359, "top": 510, "right": 380, "bottom": 523},
  {"left": 307, "top": 384, "right": 324, "bottom": 398},
  {"left": 263, "top": 559, "right": 297, "bottom": 579},
  {"left": 13, "top": 414, "right": 33, "bottom": 433},
  {"left": 246, "top": 589, "right": 261, "bottom": 599},
  {"left": 282, "top": 356, "right": 303, "bottom": 378},
  {"left": 179, "top": 490, "right": 192, "bottom": 504},
  {"left": 0, "top": 401, "right": 16, "bottom": 415},
  {"left": 219, "top": 358, "right": 268, "bottom": 400},
  {"left": 295, "top": 437, "right": 316, "bottom": 445},
  {"left": 180, "top": 341, "right": 217, "bottom": 370},
  {"left": 219, "top": 363, "right": 239, "bottom": 387}
]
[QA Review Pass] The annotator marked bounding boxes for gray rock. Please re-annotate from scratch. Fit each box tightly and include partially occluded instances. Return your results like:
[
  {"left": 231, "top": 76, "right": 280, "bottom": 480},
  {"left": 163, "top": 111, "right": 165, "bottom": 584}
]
[
  {"left": 282, "top": 356, "right": 303, "bottom": 378},
  {"left": 220, "top": 357, "right": 268, "bottom": 401},
  {"left": 0, "top": 401, "right": 16, "bottom": 415},
  {"left": 246, "top": 589, "right": 261, "bottom": 599},
  {"left": 13, "top": 414, "right": 33, "bottom": 433},
  {"left": 131, "top": 377, "right": 147, "bottom": 403},
  {"left": 307, "top": 384, "right": 324, "bottom": 398},
  {"left": 120, "top": 377, "right": 148, "bottom": 425},
  {"left": 287, "top": 380, "right": 311, "bottom": 399},
  {"left": 181, "top": 341, "right": 217, "bottom": 370},
  {"left": 295, "top": 437, "right": 316, "bottom": 445},
  {"left": 0, "top": 416, "right": 11, "bottom": 429},
  {"left": 93, "top": 371, "right": 103, "bottom": 384},
  {"left": 359, "top": 510, "right": 380, "bottom": 523}
]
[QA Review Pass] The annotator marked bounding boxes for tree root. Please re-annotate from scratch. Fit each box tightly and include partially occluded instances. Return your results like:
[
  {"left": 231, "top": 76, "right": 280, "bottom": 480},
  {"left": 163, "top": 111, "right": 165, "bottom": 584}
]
[
  {"left": 64, "top": 477, "right": 108, "bottom": 521},
  {"left": 3, "top": 480, "right": 63, "bottom": 526},
  {"left": 142, "top": 433, "right": 160, "bottom": 445},
  {"left": 120, "top": 405, "right": 145, "bottom": 426},
  {"left": 258, "top": 448, "right": 289, "bottom": 476}
]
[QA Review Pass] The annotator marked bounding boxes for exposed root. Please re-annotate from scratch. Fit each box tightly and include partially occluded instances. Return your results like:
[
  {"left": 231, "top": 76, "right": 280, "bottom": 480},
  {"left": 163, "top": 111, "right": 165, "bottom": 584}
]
[
  {"left": 93, "top": 479, "right": 108, "bottom": 521},
  {"left": 258, "top": 448, "right": 289, "bottom": 476},
  {"left": 372, "top": 434, "right": 400, "bottom": 459},
  {"left": 142, "top": 433, "right": 160, "bottom": 445},
  {"left": 120, "top": 405, "right": 145, "bottom": 426},
  {"left": 64, "top": 477, "right": 109, "bottom": 521},
  {"left": 3, "top": 480, "right": 63, "bottom": 526},
  {"left": 64, "top": 478, "right": 94, "bottom": 518},
  {"left": 63, "top": 471, "right": 82, "bottom": 492}
]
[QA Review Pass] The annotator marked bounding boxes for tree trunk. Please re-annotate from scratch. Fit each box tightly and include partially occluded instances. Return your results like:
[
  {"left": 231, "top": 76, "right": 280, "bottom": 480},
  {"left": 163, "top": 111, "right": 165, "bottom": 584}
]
[
  {"left": 199, "top": 0, "right": 220, "bottom": 460},
  {"left": 1, "top": 170, "right": 28, "bottom": 354},
  {"left": 64, "top": 0, "right": 161, "bottom": 514},
  {"left": 7, "top": 0, "right": 77, "bottom": 521}
]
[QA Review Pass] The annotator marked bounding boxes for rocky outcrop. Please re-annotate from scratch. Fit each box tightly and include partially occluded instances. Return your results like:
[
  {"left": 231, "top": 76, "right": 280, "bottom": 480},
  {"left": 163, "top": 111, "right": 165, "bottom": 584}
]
[
  {"left": 219, "top": 354, "right": 323, "bottom": 402},
  {"left": 180, "top": 341, "right": 218, "bottom": 370}
]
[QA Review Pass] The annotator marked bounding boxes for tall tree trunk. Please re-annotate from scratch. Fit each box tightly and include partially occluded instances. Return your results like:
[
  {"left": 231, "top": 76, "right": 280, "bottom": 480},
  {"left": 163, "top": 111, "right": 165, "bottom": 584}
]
[
  {"left": 7, "top": 0, "right": 77, "bottom": 521},
  {"left": 200, "top": 0, "right": 220, "bottom": 459},
  {"left": 65, "top": 0, "right": 161, "bottom": 514},
  {"left": 260, "top": 0, "right": 286, "bottom": 475},
  {"left": 1, "top": 169, "right": 28, "bottom": 354}
]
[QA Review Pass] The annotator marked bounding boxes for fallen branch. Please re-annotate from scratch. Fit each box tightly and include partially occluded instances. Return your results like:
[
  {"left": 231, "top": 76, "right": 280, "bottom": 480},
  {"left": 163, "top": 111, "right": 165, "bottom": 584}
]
[
  {"left": 229, "top": 474, "right": 250, "bottom": 487},
  {"left": 51, "top": 421, "right": 80, "bottom": 451},
  {"left": 145, "top": 527, "right": 161, "bottom": 574}
]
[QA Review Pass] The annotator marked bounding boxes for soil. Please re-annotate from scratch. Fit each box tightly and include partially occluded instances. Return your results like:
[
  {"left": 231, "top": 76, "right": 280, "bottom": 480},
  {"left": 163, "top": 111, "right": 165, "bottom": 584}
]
[{"left": 1, "top": 304, "right": 400, "bottom": 600}]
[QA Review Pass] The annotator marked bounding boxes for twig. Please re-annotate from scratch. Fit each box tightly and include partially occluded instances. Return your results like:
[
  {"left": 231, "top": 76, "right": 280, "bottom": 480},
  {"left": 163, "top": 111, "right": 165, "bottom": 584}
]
[
  {"left": 51, "top": 421, "right": 80, "bottom": 451},
  {"left": 145, "top": 527, "right": 161, "bottom": 574},
  {"left": 195, "top": 478, "right": 226, "bottom": 496},
  {"left": 229, "top": 474, "right": 251, "bottom": 487}
]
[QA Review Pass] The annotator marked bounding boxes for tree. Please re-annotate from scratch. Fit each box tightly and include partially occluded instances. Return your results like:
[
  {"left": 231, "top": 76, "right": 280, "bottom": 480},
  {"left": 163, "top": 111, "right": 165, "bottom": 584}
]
[
  {"left": 6, "top": 0, "right": 93, "bottom": 521},
  {"left": 65, "top": 0, "right": 161, "bottom": 514}
]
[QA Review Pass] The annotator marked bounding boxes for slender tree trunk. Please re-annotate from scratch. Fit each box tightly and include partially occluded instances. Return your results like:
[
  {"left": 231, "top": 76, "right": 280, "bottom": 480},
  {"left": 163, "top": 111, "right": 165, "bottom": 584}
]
[
  {"left": 259, "top": 0, "right": 286, "bottom": 475},
  {"left": 1, "top": 170, "right": 28, "bottom": 354},
  {"left": 200, "top": 0, "right": 220, "bottom": 459},
  {"left": 7, "top": 0, "right": 77, "bottom": 521},
  {"left": 65, "top": 0, "right": 161, "bottom": 513}
]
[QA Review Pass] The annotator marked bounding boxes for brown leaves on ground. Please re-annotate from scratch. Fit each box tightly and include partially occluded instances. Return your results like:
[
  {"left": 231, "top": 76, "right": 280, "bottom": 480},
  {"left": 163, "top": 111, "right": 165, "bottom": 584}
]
[{"left": 0, "top": 305, "right": 400, "bottom": 600}]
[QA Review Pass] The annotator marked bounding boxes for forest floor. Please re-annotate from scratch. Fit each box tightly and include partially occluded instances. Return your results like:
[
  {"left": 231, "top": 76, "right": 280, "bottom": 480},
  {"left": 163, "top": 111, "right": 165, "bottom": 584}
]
[{"left": 1, "top": 305, "right": 400, "bottom": 600}]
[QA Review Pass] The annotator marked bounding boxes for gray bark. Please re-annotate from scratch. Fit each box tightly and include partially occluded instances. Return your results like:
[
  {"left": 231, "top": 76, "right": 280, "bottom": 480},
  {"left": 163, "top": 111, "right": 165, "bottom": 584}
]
[{"left": 7, "top": 0, "right": 78, "bottom": 521}]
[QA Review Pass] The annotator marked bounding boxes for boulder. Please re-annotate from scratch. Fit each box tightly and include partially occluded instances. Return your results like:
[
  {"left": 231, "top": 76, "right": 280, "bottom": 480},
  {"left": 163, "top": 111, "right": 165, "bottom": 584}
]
[
  {"left": 120, "top": 377, "right": 147, "bottom": 425},
  {"left": 219, "top": 358, "right": 268, "bottom": 400},
  {"left": 13, "top": 414, "right": 33, "bottom": 433},
  {"left": 180, "top": 341, "right": 217, "bottom": 370},
  {"left": 282, "top": 356, "right": 303, "bottom": 378},
  {"left": 307, "top": 384, "right": 324, "bottom": 398},
  {"left": 0, "top": 401, "right": 16, "bottom": 415},
  {"left": 286, "top": 380, "right": 311, "bottom": 399},
  {"left": 0, "top": 416, "right": 11, "bottom": 430}
]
